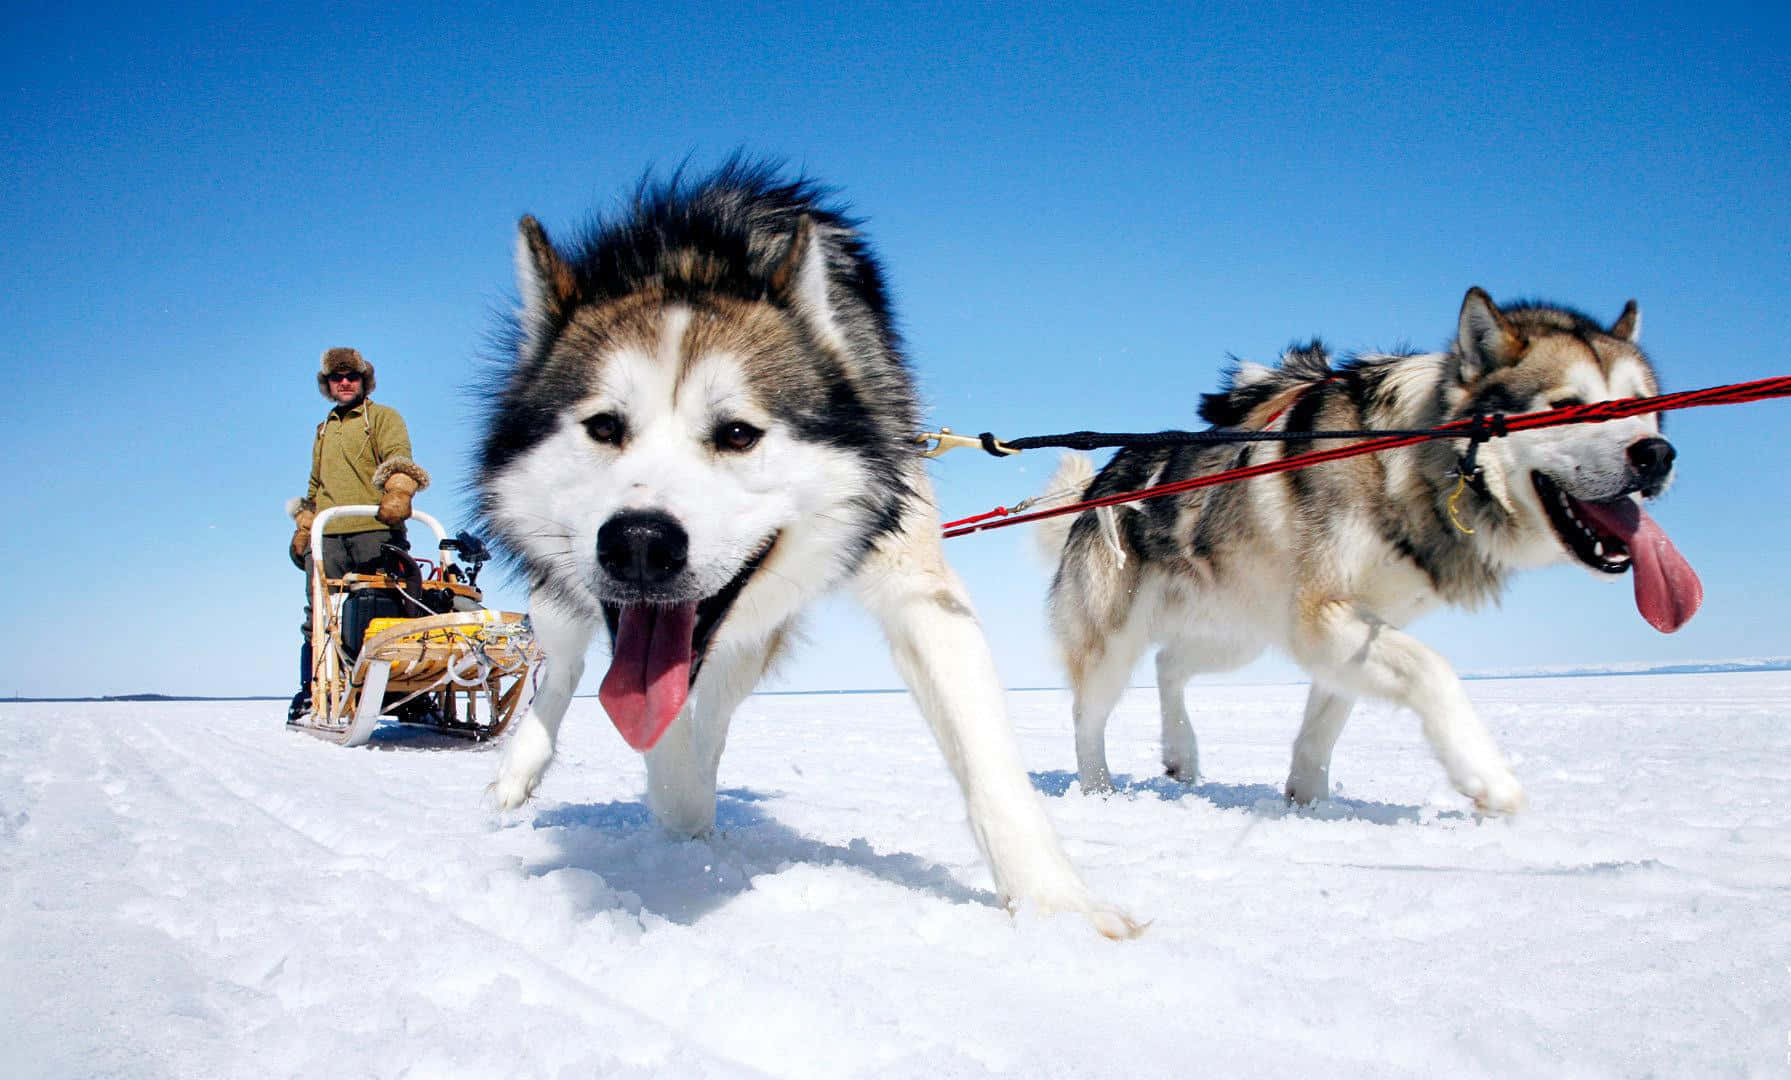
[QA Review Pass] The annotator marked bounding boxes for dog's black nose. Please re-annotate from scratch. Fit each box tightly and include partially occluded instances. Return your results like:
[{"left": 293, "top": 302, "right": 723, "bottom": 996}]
[
  {"left": 597, "top": 510, "right": 688, "bottom": 585},
  {"left": 1627, "top": 436, "right": 1676, "bottom": 482}
]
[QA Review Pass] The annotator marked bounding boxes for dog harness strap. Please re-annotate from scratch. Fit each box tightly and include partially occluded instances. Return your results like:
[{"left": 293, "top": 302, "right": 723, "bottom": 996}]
[
  {"left": 939, "top": 374, "right": 1791, "bottom": 539},
  {"left": 1451, "top": 414, "right": 1501, "bottom": 500},
  {"left": 929, "top": 373, "right": 1791, "bottom": 468}
]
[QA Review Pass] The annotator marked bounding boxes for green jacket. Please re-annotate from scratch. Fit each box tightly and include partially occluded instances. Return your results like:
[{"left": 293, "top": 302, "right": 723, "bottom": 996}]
[{"left": 305, "top": 399, "right": 413, "bottom": 535}]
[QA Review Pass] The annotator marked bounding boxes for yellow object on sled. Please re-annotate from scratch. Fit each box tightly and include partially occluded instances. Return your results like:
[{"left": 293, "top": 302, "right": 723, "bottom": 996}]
[
  {"left": 365, "top": 615, "right": 492, "bottom": 643},
  {"left": 361, "top": 610, "right": 536, "bottom": 676}
]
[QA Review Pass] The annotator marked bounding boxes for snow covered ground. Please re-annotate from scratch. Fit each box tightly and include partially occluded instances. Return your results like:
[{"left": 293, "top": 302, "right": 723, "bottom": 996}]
[{"left": 4, "top": 673, "right": 1789, "bottom": 1078}]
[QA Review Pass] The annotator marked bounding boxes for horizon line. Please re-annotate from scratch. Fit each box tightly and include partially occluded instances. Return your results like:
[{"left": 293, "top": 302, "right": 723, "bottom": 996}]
[{"left": 5, "top": 657, "right": 1788, "bottom": 704}]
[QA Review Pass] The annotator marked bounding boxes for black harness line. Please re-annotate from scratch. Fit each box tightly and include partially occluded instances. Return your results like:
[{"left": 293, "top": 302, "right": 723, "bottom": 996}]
[{"left": 921, "top": 374, "right": 1791, "bottom": 538}]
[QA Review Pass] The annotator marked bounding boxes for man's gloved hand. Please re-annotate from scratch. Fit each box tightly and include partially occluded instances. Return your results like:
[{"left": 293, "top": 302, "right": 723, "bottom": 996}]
[
  {"left": 377, "top": 472, "right": 420, "bottom": 525},
  {"left": 290, "top": 508, "right": 316, "bottom": 569}
]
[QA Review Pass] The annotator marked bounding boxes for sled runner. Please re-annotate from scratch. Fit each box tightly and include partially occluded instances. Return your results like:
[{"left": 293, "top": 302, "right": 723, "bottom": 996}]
[{"left": 288, "top": 505, "right": 542, "bottom": 747}]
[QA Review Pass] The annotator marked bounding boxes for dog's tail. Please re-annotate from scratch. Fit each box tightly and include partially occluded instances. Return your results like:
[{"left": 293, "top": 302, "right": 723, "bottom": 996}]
[
  {"left": 1040, "top": 452, "right": 1136, "bottom": 678},
  {"left": 1033, "top": 452, "right": 1097, "bottom": 563}
]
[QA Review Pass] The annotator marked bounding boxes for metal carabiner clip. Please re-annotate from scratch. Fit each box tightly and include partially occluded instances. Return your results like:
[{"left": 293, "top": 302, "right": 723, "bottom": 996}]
[{"left": 915, "top": 428, "right": 1018, "bottom": 458}]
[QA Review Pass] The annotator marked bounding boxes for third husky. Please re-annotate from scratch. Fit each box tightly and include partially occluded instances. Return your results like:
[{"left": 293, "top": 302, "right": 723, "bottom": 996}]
[{"left": 1039, "top": 288, "right": 1702, "bottom": 812}]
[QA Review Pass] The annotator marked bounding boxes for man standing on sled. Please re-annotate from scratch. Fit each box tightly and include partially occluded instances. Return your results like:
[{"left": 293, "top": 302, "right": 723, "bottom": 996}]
[{"left": 286, "top": 347, "right": 430, "bottom": 722}]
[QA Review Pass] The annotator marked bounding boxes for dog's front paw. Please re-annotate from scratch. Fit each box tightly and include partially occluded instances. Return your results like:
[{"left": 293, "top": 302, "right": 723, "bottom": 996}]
[
  {"left": 1457, "top": 768, "right": 1527, "bottom": 816},
  {"left": 489, "top": 727, "right": 554, "bottom": 810},
  {"left": 487, "top": 769, "right": 538, "bottom": 811},
  {"left": 1084, "top": 901, "right": 1149, "bottom": 941},
  {"left": 1012, "top": 885, "right": 1148, "bottom": 940}
]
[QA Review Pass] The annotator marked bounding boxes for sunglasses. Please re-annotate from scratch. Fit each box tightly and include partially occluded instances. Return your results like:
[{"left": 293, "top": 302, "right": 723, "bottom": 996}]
[{"left": 327, "top": 371, "right": 363, "bottom": 383}]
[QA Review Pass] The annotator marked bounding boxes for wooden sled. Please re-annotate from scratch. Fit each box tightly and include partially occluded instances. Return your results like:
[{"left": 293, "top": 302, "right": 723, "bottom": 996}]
[{"left": 287, "top": 505, "right": 542, "bottom": 747}]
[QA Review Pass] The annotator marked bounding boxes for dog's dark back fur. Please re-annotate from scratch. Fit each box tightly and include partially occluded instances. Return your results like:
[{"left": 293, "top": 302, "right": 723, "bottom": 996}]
[{"left": 1059, "top": 335, "right": 1516, "bottom": 614}]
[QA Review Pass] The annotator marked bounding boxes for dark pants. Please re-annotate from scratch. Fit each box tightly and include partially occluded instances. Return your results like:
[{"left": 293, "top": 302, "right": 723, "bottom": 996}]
[{"left": 297, "top": 527, "right": 409, "bottom": 675}]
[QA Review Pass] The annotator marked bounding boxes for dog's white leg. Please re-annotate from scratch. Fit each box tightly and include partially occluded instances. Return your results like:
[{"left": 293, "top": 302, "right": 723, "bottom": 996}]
[
  {"left": 642, "top": 636, "right": 770, "bottom": 836},
  {"left": 857, "top": 525, "right": 1140, "bottom": 938},
  {"left": 1285, "top": 684, "right": 1355, "bottom": 804},
  {"left": 1070, "top": 622, "right": 1149, "bottom": 795},
  {"left": 1155, "top": 645, "right": 1201, "bottom": 783},
  {"left": 1153, "top": 634, "right": 1260, "bottom": 784},
  {"left": 492, "top": 597, "right": 597, "bottom": 809},
  {"left": 1290, "top": 599, "right": 1525, "bottom": 813},
  {"left": 1072, "top": 680, "right": 1124, "bottom": 794}
]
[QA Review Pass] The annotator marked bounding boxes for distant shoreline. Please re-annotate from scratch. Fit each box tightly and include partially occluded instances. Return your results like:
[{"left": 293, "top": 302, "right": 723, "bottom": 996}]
[{"left": 5, "top": 659, "right": 1787, "bottom": 704}]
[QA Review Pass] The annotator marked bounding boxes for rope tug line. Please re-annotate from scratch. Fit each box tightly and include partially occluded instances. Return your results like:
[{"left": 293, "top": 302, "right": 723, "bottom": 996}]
[{"left": 929, "top": 374, "right": 1791, "bottom": 539}]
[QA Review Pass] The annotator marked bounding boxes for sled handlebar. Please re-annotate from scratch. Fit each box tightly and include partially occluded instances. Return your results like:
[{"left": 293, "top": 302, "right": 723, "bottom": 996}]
[{"left": 309, "top": 505, "right": 451, "bottom": 571}]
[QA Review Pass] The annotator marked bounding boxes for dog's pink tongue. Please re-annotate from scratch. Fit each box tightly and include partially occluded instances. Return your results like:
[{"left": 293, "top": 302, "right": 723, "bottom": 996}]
[
  {"left": 1577, "top": 498, "right": 1703, "bottom": 633},
  {"left": 598, "top": 603, "right": 698, "bottom": 751}
]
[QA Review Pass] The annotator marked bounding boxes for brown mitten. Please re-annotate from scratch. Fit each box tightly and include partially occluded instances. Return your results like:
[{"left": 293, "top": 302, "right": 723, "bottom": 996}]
[
  {"left": 377, "top": 471, "right": 419, "bottom": 525},
  {"left": 371, "top": 460, "right": 429, "bottom": 526},
  {"left": 290, "top": 508, "right": 316, "bottom": 569}
]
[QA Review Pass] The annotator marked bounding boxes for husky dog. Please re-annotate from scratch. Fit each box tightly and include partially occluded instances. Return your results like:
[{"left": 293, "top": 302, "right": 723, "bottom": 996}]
[
  {"left": 475, "top": 163, "right": 1135, "bottom": 936},
  {"left": 1039, "top": 288, "right": 1702, "bottom": 812}
]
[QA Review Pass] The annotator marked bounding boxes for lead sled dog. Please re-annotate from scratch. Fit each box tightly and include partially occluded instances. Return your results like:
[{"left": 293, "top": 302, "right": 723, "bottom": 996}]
[
  {"left": 475, "top": 162, "right": 1136, "bottom": 936},
  {"left": 1040, "top": 289, "right": 1702, "bottom": 811}
]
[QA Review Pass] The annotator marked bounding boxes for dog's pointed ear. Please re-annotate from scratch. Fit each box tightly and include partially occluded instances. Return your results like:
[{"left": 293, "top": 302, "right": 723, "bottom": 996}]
[
  {"left": 516, "top": 215, "right": 577, "bottom": 350},
  {"left": 1608, "top": 299, "right": 1641, "bottom": 343},
  {"left": 1455, "top": 287, "right": 1526, "bottom": 382},
  {"left": 766, "top": 215, "right": 813, "bottom": 300},
  {"left": 768, "top": 215, "right": 849, "bottom": 354}
]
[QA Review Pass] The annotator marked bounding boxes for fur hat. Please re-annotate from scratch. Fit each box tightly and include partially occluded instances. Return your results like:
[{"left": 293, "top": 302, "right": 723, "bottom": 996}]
[{"left": 316, "top": 347, "right": 376, "bottom": 401}]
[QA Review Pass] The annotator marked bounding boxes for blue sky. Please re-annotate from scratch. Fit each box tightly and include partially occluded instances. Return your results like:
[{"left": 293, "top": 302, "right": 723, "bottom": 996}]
[{"left": 3, "top": 2, "right": 1787, "bottom": 697}]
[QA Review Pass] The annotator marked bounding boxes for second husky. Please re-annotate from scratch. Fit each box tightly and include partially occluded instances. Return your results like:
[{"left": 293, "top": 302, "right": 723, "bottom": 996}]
[{"left": 1039, "top": 288, "right": 1702, "bottom": 811}]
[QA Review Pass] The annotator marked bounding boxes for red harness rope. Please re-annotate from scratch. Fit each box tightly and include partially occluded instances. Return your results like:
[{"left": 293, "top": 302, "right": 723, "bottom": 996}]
[{"left": 940, "top": 374, "right": 1791, "bottom": 538}]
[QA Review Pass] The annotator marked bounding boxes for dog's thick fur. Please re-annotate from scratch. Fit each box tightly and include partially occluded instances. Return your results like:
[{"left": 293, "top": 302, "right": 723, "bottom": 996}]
[
  {"left": 1040, "top": 289, "right": 1699, "bottom": 811},
  {"left": 475, "top": 162, "right": 1135, "bottom": 936}
]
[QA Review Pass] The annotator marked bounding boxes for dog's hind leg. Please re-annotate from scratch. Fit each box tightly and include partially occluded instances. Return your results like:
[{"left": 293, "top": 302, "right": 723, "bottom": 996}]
[
  {"left": 1285, "top": 684, "right": 1355, "bottom": 804},
  {"left": 492, "top": 597, "right": 598, "bottom": 809},
  {"left": 643, "top": 632, "right": 779, "bottom": 836},
  {"left": 1289, "top": 598, "right": 1524, "bottom": 814},
  {"left": 1070, "top": 620, "right": 1150, "bottom": 795},
  {"left": 1067, "top": 634, "right": 1139, "bottom": 795},
  {"left": 1154, "top": 645, "right": 1201, "bottom": 783},
  {"left": 857, "top": 520, "right": 1141, "bottom": 938}
]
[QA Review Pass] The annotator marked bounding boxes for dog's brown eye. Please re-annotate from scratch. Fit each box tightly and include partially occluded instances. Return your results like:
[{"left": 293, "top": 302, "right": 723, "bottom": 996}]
[
  {"left": 583, "top": 412, "right": 625, "bottom": 445},
  {"left": 715, "top": 420, "right": 763, "bottom": 452},
  {"left": 1549, "top": 396, "right": 1585, "bottom": 409}
]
